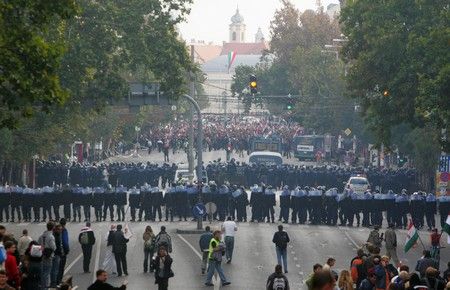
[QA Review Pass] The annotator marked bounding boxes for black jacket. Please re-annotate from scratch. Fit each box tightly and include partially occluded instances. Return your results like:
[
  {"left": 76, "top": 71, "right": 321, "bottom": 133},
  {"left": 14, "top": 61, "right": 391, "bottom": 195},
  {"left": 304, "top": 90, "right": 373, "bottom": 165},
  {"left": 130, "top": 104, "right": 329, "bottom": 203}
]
[
  {"left": 272, "top": 231, "right": 290, "bottom": 249},
  {"left": 153, "top": 255, "right": 173, "bottom": 284},
  {"left": 111, "top": 230, "right": 129, "bottom": 254},
  {"left": 87, "top": 280, "right": 126, "bottom": 290}
]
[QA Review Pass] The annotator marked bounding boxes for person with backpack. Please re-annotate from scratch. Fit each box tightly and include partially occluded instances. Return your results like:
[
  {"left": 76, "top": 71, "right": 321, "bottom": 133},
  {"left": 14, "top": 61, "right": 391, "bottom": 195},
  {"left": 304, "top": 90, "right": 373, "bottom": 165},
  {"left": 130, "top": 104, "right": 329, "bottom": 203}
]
[
  {"left": 272, "top": 225, "right": 290, "bottom": 274},
  {"left": 199, "top": 226, "right": 213, "bottom": 274},
  {"left": 154, "top": 226, "right": 172, "bottom": 254},
  {"left": 205, "top": 230, "right": 231, "bottom": 287},
  {"left": 267, "top": 264, "right": 290, "bottom": 290},
  {"left": 38, "top": 221, "right": 56, "bottom": 288},
  {"left": 78, "top": 222, "right": 96, "bottom": 273},
  {"left": 143, "top": 226, "right": 156, "bottom": 273},
  {"left": 351, "top": 249, "right": 367, "bottom": 288}
]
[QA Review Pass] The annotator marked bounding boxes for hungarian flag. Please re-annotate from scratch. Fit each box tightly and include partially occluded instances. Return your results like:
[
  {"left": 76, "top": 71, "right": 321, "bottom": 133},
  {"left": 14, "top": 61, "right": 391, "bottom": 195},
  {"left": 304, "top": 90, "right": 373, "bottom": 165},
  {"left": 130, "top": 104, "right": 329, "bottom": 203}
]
[
  {"left": 442, "top": 214, "right": 450, "bottom": 244},
  {"left": 227, "top": 51, "right": 237, "bottom": 71},
  {"left": 404, "top": 220, "right": 419, "bottom": 253}
]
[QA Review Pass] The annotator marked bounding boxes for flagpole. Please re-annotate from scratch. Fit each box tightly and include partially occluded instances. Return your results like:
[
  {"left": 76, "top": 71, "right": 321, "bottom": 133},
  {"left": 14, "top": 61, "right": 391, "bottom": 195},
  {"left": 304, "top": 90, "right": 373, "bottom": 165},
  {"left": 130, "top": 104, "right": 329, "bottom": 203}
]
[{"left": 411, "top": 218, "right": 426, "bottom": 250}]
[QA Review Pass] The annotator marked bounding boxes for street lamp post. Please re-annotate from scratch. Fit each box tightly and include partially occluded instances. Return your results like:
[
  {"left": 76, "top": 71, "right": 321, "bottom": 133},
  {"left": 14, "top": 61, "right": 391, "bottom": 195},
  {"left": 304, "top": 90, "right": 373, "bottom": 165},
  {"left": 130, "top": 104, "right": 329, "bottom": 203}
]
[{"left": 182, "top": 94, "right": 203, "bottom": 230}]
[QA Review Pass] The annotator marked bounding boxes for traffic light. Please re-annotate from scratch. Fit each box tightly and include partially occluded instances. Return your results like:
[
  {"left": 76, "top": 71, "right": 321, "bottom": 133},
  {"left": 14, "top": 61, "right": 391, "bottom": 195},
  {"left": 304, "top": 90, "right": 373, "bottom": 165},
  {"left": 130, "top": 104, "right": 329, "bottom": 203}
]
[
  {"left": 383, "top": 90, "right": 389, "bottom": 97},
  {"left": 286, "top": 95, "right": 294, "bottom": 110},
  {"left": 249, "top": 74, "right": 257, "bottom": 94}
]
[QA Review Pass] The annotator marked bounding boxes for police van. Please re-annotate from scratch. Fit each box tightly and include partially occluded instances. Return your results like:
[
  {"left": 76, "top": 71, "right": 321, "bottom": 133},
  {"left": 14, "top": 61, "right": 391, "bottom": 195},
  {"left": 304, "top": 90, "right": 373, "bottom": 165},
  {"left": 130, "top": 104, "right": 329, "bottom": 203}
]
[{"left": 248, "top": 151, "right": 283, "bottom": 166}]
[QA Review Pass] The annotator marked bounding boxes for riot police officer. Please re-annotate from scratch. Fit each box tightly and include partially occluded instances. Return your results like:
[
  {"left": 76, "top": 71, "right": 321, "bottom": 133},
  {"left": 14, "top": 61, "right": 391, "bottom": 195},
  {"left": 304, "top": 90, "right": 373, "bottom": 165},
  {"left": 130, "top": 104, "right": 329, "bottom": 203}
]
[
  {"left": 72, "top": 185, "right": 82, "bottom": 222},
  {"left": 81, "top": 187, "right": 93, "bottom": 222},
  {"left": 164, "top": 184, "right": 175, "bottom": 222},
  {"left": 42, "top": 186, "right": 53, "bottom": 221},
  {"left": 324, "top": 188, "right": 338, "bottom": 226},
  {"left": 279, "top": 186, "right": 291, "bottom": 223},
  {"left": 93, "top": 187, "right": 105, "bottom": 222},
  {"left": 250, "top": 184, "right": 263, "bottom": 222},
  {"left": 385, "top": 190, "right": 397, "bottom": 226},
  {"left": 152, "top": 186, "right": 164, "bottom": 221},
  {"left": 61, "top": 184, "right": 72, "bottom": 221},
  {"left": 22, "top": 187, "right": 33, "bottom": 222},
  {"left": 115, "top": 185, "right": 127, "bottom": 222},
  {"left": 10, "top": 185, "right": 22, "bottom": 222},
  {"left": 139, "top": 184, "right": 152, "bottom": 221},
  {"left": 395, "top": 189, "right": 409, "bottom": 229},
  {"left": 0, "top": 186, "right": 10, "bottom": 222},
  {"left": 425, "top": 192, "right": 436, "bottom": 230},
  {"left": 129, "top": 186, "right": 141, "bottom": 222},
  {"left": 263, "top": 186, "right": 276, "bottom": 223},
  {"left": 217, "top": 184, "right": 229, "bottom": 221},
  {"left": 103, "top": 184, "right": 115, "bottom": 221}
]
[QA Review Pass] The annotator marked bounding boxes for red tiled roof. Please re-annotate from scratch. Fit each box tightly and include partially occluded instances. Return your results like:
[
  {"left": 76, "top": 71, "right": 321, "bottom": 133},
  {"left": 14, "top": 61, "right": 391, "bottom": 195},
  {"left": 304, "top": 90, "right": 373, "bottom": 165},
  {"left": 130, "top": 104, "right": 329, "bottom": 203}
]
[
  {"left": 220, "top": 42, "right": 269, "bottom": 55},
  {"left": 191, "top": 45, "right": 222, "bottom": 64}
]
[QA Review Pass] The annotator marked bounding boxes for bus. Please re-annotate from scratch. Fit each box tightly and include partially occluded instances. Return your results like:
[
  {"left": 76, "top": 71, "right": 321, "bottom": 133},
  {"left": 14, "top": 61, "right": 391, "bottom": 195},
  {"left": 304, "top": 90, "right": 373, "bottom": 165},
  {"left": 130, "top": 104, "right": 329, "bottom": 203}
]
[
  {"left": 293, "top": 135, "right": 334, "bottom": 161},
  {"left": 249, "top": 136, "right": 282, "bottom": 153}
]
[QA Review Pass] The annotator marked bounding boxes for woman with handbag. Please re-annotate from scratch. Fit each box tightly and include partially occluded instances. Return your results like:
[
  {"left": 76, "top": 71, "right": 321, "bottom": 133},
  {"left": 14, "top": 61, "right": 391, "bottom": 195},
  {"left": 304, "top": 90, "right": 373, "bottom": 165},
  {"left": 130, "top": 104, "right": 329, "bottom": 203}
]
[
  {"left": 152, "top": 246, "right": 173, "bottom": 290},
  {"left": 143, "top": 226, "right": 156, "bottom": 273}
]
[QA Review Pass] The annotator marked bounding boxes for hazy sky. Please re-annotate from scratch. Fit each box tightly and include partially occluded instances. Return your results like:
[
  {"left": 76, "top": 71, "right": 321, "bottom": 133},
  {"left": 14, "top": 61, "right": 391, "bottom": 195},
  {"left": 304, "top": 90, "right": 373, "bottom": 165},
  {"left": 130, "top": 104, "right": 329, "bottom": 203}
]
[{"left": 179, "top": 0, "right": 340, "bottom": 44}]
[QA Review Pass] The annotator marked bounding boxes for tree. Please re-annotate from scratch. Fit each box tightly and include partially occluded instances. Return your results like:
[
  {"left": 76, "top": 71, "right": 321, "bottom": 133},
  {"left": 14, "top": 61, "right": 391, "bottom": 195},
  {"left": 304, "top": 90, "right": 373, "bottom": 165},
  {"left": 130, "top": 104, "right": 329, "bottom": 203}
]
[
  {"left": 340, "top": 0, "right": 449, "bottom": 151},
  {"left": 0, "top": 0, "right": 78, "bottom": 128}
]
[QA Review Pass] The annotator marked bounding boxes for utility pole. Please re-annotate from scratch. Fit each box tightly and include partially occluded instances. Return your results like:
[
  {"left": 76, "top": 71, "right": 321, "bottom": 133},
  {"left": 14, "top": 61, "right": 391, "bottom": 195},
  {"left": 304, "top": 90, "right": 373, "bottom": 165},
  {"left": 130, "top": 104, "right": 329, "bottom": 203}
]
[{"left": 188, "top": 45, "right": 195, "bottom": 175}]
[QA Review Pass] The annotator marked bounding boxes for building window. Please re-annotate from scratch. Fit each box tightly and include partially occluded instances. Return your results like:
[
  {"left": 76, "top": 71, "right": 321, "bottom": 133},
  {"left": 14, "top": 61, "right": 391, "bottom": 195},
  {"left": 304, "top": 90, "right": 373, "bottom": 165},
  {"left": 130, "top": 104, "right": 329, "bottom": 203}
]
[{"left": 232, "top": 32, "right": 236, "bottom": 41}]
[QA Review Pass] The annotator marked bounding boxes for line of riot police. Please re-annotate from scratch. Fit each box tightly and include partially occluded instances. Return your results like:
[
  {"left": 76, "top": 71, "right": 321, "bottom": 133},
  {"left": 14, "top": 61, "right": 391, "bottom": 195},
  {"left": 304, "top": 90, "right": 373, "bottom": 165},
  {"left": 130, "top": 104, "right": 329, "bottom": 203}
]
[{"left": 1, "top": 184, "right": 448, "bottom": 231}]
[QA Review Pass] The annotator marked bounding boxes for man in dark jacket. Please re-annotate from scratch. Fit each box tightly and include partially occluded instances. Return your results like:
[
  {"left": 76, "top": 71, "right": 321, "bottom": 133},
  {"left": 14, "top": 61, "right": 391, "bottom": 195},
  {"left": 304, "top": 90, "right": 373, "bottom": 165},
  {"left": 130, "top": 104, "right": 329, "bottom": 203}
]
[
  {"left": 199, "top": 226, "right": 213, "bottom": 274},
  {"left": 272, "top": 225, "right": 290, "bottom": 274},
  {"left": 78, "top": 222, "right": 96, "bottom": 273},
  {"left": 112, "top": 224, "right": 129, "bottom": 276},
  {"left": 266, "top": 264, "right": 290, "bottom": 290},
  {"left": 415, "top": 250, "right": 438, "bottom": 279},
  {"left": 88, "top": 269, "right": 127, "bottom": 290}
]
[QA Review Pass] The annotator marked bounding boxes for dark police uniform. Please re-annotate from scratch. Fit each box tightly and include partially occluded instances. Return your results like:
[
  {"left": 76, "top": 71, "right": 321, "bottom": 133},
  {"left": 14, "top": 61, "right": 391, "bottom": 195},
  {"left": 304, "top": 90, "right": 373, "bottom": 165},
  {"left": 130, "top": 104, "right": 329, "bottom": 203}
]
[
  {"left": 115, "top": 185, "right": 127, "bottom": 222},
  {"left": 10, "top": 186, "right": 22, "bottom": 222},
  {"left": 279, "top": 186, "right": 291, "bottom": 223},
  {"left": 93, "top": 187, "right": 105, "bottom": 222},
  {"left": 425, "top": 193, "right": 436, "bottom": 230},
  {"left": 129, "top": 186, "right": 141, "bottom": 222},
  {"left": 0, "top": 186, "right": 10, "bottom": 222}
]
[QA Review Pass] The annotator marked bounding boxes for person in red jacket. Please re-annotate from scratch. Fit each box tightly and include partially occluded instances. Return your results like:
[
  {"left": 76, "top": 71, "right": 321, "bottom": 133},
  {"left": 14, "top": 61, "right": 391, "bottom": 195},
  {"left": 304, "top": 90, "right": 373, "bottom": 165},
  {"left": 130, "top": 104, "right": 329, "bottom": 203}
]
[{"left": 3, "top": 241, "right": 20, "bottom": 289}]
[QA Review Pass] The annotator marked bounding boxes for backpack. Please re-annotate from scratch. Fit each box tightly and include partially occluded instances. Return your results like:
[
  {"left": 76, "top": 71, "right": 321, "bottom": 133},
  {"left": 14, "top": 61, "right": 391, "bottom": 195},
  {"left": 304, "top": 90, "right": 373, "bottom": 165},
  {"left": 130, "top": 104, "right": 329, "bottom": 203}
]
[
  {"left": 156, "top": 233, "right": 170, "bottom": 249},
  {"left": 272, "top": 277, "right": 287, "bottom": 290},
  {"left": 276, "top": 232, "right": 288, "bottom": 249},
  {"left": 30, "top": 245, "right": 43, "bottom": 258},
  {"left": 80, "top": 232, "right": 90, "bottom": 245},
  {"left": 0, "top": 244, "right": 6, "bottom": 264},
  {"left": 144, "top": 237, "right": 155, "bottom": 251}
]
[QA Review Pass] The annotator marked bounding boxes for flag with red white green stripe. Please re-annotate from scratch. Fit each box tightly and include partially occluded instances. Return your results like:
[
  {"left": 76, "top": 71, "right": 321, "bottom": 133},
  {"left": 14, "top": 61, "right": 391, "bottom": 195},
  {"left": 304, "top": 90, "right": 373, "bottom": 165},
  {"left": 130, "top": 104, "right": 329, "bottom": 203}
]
[
  {"left": 227, "top": 51, "right": 237, "bottom": 71},
  {"left": 442, "top": 214, "right": 450, "bottom": 244},
  {"left": 404, "top": 220, "right": 419, "bottom": 253}
]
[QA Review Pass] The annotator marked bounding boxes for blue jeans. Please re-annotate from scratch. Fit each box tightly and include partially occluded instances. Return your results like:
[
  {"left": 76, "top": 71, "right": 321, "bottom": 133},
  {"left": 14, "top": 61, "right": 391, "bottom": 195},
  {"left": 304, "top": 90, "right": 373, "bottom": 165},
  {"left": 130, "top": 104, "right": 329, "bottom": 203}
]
[
  {"left": 41, "top": 258, "right": 53, "bottom": 288},
  {"left": 276, "top": 247, "right": 287, "bottom": 272},
  {"left": 205, "top": 260, "right": 228, "bottom": 284},
  {"left": 224, "top": 236, "right": 234, "bottom": 261},
  {"left": 50, "top": 255, "right": 61, "bottom": 287}
]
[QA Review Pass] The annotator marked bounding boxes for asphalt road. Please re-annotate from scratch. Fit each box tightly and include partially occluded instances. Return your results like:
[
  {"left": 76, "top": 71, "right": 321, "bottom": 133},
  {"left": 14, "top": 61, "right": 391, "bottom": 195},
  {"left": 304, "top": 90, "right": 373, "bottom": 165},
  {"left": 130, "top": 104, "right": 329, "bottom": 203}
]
[
  {"left": 104, "top": 149, "right": 318, "bottom": 167},
  {"left": 2, "top": 209, "right": 449, "bottom": 290}
]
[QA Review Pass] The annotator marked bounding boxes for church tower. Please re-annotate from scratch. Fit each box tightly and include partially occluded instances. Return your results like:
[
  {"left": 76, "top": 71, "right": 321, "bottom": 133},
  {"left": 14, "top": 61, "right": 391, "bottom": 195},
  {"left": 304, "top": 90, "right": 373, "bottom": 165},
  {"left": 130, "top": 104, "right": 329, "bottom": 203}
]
[{"left": 229, "top": 8, "right": 246, "bottom": 43}]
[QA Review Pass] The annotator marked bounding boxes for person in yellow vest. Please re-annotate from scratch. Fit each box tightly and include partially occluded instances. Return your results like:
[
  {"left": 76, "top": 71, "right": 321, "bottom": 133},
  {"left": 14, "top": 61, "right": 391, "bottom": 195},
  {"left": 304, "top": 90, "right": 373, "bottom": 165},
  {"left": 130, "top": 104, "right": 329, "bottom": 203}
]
[{"left": 204, "top": 230, "right": 231, "bottom": 287}]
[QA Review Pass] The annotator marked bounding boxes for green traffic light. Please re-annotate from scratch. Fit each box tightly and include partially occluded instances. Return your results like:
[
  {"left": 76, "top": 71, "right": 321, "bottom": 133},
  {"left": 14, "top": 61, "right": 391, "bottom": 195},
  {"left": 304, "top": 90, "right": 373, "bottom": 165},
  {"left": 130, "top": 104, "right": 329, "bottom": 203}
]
[{"left": 287, "top": 105, "right": 292, "bottom": 110}]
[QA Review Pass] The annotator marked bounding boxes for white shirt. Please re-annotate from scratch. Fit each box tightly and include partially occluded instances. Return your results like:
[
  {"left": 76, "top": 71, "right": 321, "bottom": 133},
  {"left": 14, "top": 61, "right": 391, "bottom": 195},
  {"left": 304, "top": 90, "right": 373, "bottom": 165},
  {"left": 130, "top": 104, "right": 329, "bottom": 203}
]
[{"left": 222, "top": 221, "right": 237, "bottom": 237}]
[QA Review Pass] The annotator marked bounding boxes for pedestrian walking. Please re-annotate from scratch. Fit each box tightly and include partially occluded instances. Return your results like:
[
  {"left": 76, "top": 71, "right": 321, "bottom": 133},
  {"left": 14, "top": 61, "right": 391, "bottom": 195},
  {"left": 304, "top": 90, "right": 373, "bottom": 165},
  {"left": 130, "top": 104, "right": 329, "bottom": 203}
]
[
  {"left": 272, "top": 225, "right": 290, "bottom": 273},
  {"left": 57, "top": 218, "right": 70, "bottom": 284},
  {"left": 21, "top": 241, "right": 42, "bottom": 290},
  {"left": 384, "top": 224, "right": 399, "bottom": 267},
  {"left": 221, "top": 216, "right": 237, "bottom": 264},
  {"left": 205, "top": 230, "right": 231, "bottom": 287},
  {"left": 17, "top": 229, "right": 32, "bottom": 262},
  {"left": 155, "top": 226, "right": 172, "bottom": 253},
  {"left": 79, "top": 222, "right": 96, "bottom": 273},
  {"left": 50, "top": 224, "right": 64, "bottom": 287},
  {"left": 112, "top": 224, "right": 129, "bottom": 277},
  {"left": 199, "top": 226, "right": 213, "bottom": 274},
  {"left": 88, "top": 269, "right": 127, "bottom": 290},
  {"left": 152, "top": 246, "right": 173, "bottom": 290},
  {"left": 367, "top": 226, "right": 383, "bottom": 250},
  {"left": 266, "top": 264, "right": 290, "bottom": 290},
  {"left": 143, "top": 225, "right": 156, "bottom": 273},
  {"left": 38, "top": 221, "right": 56, "bottom": 288},
  {"left": 102, "top": 224, "right": 117, "bottom": 275}
]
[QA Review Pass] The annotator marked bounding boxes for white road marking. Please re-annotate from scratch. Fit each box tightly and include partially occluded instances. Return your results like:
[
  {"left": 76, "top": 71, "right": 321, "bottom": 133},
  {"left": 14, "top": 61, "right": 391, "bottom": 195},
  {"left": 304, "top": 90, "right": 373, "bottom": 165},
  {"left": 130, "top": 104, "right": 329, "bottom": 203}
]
[
  {"left": 177, "top": 234, "right": 220, "bottom": 289},
  {"left": 93, "top": 235, "right": 102, "bottom": 282},
  {"left": 344, "top": 231, "right": 359, "bottom": 248},
  {"left": 64, "top": 253, "right": 83, "bottom": 275}
]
